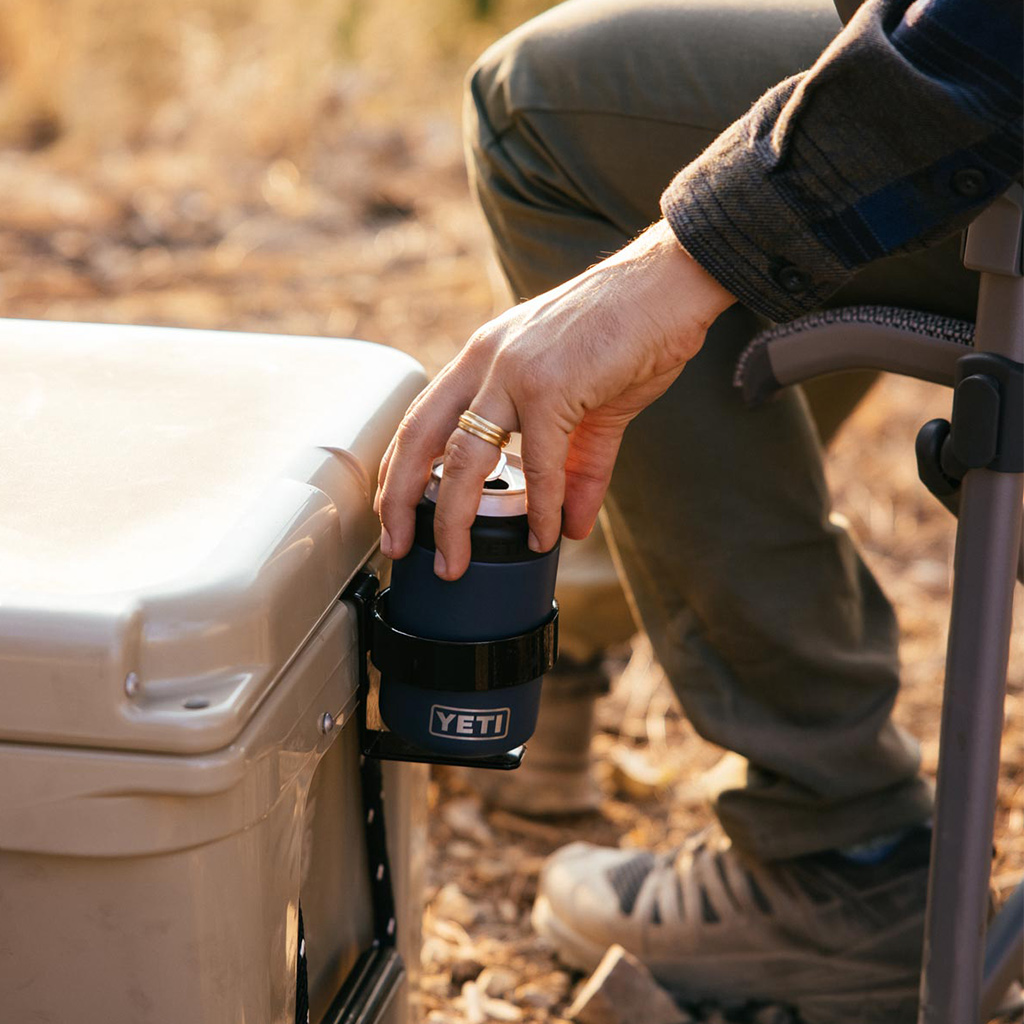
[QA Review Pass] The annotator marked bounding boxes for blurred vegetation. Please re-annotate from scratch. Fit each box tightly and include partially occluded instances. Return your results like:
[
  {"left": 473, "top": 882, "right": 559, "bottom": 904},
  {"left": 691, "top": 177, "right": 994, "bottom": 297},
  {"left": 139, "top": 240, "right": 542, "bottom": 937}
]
[
  {"left": 0, "top": 0, "right": 554, "bottom": 353},
  {"left": 0, "top": 0, "right": 550, "bottom": 156}
]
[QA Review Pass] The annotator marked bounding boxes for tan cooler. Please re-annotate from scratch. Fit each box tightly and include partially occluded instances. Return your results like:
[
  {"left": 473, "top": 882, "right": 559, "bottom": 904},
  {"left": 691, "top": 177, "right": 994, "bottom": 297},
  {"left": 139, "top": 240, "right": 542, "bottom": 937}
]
[{"left": 0, "top": 318, "right": 429, "bottom": 1024}]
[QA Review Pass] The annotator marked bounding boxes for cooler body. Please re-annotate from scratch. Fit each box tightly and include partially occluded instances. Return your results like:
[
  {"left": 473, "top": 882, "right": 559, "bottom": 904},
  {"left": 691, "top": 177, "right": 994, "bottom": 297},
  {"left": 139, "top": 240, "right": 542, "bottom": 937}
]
[{"left": 0, "top": 319, "right": 428, "bottom": 1024}]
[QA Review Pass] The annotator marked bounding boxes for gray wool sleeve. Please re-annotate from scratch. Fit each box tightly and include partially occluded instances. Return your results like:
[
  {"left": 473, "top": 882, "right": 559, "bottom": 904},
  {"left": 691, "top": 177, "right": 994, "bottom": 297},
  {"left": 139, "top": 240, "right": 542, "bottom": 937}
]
[{"left": 660, "top": 0, "right": 1023, "bottom": 322}]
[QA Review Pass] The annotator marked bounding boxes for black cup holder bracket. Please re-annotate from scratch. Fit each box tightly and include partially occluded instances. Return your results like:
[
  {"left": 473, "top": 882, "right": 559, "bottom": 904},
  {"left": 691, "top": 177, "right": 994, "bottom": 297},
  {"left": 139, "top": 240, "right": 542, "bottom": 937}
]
[{"left": 344, "top": 571, "right": 559, "bottom": 771}]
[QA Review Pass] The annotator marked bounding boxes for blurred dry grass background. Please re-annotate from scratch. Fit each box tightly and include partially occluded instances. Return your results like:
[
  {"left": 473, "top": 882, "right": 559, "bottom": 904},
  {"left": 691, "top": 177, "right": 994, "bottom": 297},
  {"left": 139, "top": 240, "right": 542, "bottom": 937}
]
[
  {"left": 0, "top": 3, "right": 1020, "bottom": 1022},
  {"left": 0, "top": 0, "right": 547, "bottom": 366}
]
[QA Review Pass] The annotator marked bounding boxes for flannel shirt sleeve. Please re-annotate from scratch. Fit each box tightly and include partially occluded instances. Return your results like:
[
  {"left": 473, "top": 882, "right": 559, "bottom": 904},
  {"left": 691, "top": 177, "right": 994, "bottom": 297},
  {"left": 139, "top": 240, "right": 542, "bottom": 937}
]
[{"left": 660, "top": 0, "right": 1024, "bottom": 323}]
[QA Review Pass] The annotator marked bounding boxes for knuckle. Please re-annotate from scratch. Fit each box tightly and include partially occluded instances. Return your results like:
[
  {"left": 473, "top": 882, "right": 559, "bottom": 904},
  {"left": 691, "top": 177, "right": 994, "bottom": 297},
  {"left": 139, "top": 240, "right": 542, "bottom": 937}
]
[
  {"left": 378, "top": 487, "right": 401, "bottom": 522},
  {"left": 522, "top": 457, "right": 563, "bottom": 491},
  {"left": 526, "top": 483, "right": 562, "bottom": 518},
  {"left": 527, "top": 495, "right": 559, "bottom": 523},
  {"left": 519, "top": 448, "right": 555, "bottom": 474},
  {"left": 515, "top": 362, "right": 544, "bottom": 398},
  {"left": 468, "top": 327, "right": 492, "bottom": 349},
  {"left": 527, "top": 491, "right": 559, "bottom": 515},
  {"left": 466, "top": 326, "right": 502, "bottom": 363},
  {"left": 528, "top": 505, "right": 560, "bottom": 530},
  {"left": 491, "top": 346, "right": 526, "bottom": 387},
  {"left": 433, "top": 505, "right": 473, "bottom": 539},
  {"left": 515, "top": 359, "right": 554, "bottom": 404},
  {"left": 395, "top": 406, "right": 427, "bottom": 446},
  {"left": 442, "top": 435, "right": 477, "bottom": 475}
]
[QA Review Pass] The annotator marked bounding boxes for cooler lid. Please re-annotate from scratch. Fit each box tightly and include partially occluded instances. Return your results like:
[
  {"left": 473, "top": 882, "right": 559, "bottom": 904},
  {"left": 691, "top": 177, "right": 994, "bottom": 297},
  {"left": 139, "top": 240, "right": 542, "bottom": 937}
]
[{"left": 0, "top": 318, "right": 425, "bottom": 754}]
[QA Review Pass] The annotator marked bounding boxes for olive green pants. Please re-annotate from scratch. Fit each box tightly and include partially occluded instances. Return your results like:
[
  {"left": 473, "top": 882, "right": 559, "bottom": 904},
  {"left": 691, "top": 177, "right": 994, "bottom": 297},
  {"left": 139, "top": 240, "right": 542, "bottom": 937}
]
[{"left": 464, "top": 0, "right": 979, "bottom": 859}]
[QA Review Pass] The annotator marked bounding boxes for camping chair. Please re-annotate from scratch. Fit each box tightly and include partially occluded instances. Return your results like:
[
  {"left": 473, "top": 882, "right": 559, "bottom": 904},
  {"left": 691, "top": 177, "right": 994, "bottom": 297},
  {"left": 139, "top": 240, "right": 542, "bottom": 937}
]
[{"left": 735, "top": 184, "right": 1024, "bottom": 1024}]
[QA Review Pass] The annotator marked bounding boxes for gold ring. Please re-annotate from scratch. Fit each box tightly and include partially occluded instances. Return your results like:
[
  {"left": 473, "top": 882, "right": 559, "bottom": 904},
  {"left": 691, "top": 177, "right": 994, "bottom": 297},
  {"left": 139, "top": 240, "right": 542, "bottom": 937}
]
[{"left": 457, "top": 410, "right": 512, "bottom": 449}]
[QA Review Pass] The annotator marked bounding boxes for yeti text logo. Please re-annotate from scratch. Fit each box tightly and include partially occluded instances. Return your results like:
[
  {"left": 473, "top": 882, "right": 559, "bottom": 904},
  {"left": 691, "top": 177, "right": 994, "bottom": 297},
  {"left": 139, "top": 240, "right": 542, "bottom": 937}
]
[{"left": 429, "top": 704, "right": 510, "bottom": 741}]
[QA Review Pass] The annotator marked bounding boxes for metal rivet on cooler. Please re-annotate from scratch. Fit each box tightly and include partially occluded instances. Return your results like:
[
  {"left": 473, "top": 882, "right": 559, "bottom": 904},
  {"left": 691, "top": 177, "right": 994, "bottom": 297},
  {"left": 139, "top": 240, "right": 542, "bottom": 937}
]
[
  {"left": 376, "top": 864, "right": 385, "bottom": 881},
  {"left": 318, "top": 712, "right": 336, "bottom": 735},
  {"left": 387, "top": 918, "right": 396, "bottom": 937},
  {"left": 367, "top": 808, "right": 375, "bottom": 824},
  {"left": 124, "top": 672, "right": 140, "bottom": 697}
]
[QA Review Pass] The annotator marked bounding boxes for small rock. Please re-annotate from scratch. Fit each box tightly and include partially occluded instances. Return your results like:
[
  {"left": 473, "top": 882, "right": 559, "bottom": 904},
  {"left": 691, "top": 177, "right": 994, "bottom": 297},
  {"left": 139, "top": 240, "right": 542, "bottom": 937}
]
[
  {"left": 448, "top": 839, "right": 478, "bottom": 861},
  {"left": 477, "top": 966, "right": 518, "bottom": 999},
  {"left": 516, "top": 982, "right": 560, "bottom": 1010},
  {"left": 426, "top": 1012, "right": 460, "bottom": 1024},
  {"left": 460, "top": 981, "right": 486, "bottom": 1024},
  {"left": 540, "top": 971, "right": 573, "bottom": 999},
  {"left": 497, "top": 899, "right": 519, "bottom": 923},
  {"left": 474, "top": 857, "right": 513, "bottom": 884},
  {"left": 420, "top": 972, "right": 450, "bottom": 996},
  {"left": 450, "top": 957, "right": 484, "bottom": 987},
  {"left": 608, "top": 746, "right": 678, "bottom": 800},
  {"left": 431, "top": 916, "right": 472, "bottom": 946},
  {"left": 420, "top": 936, "right": 452, "bottom": 969},
  {"left": 567, "top": 945, "right": 692, "bottom": 1024},
  {"left": 433, "top": 882, "right": 482, "bottom": 927},
  {"left": 482, "top": 997, "right": 525, "bottom": 1021},
  {"left": 443, "top": 797, "right": 494, "bottom": 844}
]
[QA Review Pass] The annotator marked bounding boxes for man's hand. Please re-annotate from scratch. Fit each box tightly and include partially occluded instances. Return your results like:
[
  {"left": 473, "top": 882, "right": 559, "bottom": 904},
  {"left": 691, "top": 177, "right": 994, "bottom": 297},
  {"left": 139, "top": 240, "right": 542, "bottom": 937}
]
[{"left": 374, "top": 220, "right": 735, "bottom": 580}]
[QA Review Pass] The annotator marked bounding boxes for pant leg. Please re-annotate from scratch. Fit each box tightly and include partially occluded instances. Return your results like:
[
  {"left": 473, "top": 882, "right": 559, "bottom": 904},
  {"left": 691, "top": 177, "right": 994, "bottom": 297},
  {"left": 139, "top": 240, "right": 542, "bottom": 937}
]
[
  {"left": 556, "top": 530, "right": 636, "bottom": 663},
  {"left": 466, "top": 0, "right": 863, "bottom": 674},
  {"left": 465, "top": 0, "right": 974, "bottom": 859}
]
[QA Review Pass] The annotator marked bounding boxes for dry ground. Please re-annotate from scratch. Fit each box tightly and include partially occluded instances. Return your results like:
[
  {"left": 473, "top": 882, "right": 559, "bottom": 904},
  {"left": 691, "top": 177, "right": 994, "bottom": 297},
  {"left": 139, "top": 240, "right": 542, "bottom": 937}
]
[{"left": 0, "top": 4, "right": 1020, "bottom": 1021}]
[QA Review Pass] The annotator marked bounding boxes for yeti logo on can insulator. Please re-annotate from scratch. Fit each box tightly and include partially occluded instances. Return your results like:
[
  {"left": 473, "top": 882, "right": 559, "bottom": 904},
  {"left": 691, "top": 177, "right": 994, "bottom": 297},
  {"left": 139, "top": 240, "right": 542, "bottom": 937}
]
[{"left": 429, "top": 705, "right": 510, "bottom": 741}]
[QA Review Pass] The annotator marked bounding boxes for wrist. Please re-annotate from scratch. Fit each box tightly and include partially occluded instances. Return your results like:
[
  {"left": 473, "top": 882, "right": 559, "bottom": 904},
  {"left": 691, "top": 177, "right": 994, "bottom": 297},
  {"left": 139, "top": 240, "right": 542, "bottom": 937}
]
[
  {"left": 641, "top": 219, "right": 735, "bottom": 323},
  {"left": 605, "top": 220, "right": 736, "bottom": 355}
]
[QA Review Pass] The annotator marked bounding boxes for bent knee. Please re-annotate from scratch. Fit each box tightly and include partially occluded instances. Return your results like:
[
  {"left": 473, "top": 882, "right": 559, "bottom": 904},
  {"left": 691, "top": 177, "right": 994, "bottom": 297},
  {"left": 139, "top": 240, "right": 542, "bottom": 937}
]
[{"left": 465, "top": 0, "right": 611, "bottom": 143}]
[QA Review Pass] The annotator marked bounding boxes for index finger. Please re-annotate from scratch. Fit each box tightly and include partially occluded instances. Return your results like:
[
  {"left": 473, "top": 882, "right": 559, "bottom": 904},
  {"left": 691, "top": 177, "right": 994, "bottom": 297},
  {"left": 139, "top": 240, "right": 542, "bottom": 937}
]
[{"left": 377, "top": 363, "right": 482, "bottom": 559}]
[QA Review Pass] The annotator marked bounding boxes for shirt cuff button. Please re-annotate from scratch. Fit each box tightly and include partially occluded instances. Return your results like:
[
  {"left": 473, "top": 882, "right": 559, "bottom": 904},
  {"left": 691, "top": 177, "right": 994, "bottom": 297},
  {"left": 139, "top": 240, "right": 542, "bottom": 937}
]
[
  {"left": 952, "top": 168, "right": 988, "bottom": 198},
  {"left": 775, "top": 265, "right": 811, "bottom": 294}
]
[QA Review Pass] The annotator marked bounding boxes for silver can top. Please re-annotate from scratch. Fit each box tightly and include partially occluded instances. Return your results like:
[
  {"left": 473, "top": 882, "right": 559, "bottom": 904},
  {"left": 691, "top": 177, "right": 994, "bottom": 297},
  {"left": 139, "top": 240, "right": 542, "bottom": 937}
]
[{"left": 425, "top": 451, "right": 527, "bottom": 517}]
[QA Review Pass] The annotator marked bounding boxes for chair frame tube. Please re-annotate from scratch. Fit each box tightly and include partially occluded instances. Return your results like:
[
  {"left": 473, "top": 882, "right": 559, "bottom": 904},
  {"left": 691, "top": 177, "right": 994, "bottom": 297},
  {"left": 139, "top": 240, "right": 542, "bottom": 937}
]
[{"left": 738, "top": 186, "right": 1023, "bottom": 1024}]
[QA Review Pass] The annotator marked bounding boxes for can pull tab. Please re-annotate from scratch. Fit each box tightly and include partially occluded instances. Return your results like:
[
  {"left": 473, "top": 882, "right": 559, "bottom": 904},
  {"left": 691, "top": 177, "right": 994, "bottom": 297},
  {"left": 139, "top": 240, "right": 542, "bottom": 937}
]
[
  {"left": 485, "top": 451, "right": 507, "bottom": 481},
  {"left": 483, "top": 451, "right": 509, "bottom": 490}
]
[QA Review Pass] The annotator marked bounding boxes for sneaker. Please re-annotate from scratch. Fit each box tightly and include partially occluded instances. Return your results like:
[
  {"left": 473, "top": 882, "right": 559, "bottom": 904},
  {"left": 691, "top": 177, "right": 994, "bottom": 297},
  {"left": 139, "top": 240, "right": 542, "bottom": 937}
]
[{"left": 532, "top": 826, "right": 932, "bottom": 1024}]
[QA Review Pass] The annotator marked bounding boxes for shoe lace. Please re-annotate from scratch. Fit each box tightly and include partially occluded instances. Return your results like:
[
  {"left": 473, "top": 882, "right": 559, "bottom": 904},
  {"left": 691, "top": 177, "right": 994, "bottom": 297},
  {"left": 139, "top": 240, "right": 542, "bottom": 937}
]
[{"left": 609, "top": 829, "right": 801, "bottom": 928}]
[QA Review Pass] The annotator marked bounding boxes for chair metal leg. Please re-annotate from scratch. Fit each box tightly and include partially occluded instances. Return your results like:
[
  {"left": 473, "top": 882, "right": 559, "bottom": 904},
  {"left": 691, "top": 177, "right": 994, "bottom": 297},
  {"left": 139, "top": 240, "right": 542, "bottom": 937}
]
[
  {"left": 918, "top": 190, "right": 1024, "bottom": 1024},
  {"left": 733, "top": 187, "right": 1024, "bottom": 1022},
  {"left": 917, "top": 466, "right": 1023, "bottom": 1024}
]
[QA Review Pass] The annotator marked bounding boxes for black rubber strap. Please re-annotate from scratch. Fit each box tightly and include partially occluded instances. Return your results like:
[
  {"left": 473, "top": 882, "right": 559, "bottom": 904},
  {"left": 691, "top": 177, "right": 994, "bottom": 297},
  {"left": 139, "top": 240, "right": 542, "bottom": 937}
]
[{"left": 369, "top": 589, "right": 558, "bottom": 692}]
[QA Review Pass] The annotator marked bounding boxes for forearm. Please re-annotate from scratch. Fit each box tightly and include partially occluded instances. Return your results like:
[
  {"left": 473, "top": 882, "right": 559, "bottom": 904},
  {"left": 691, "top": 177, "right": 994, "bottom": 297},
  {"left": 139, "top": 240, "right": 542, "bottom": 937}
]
[{"left": 661, "top": 0, "right": 1023, "bottom": 322}]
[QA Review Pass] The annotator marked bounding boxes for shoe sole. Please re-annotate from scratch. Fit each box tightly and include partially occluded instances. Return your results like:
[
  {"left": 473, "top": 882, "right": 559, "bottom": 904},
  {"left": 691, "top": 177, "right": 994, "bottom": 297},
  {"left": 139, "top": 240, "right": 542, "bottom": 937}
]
[{"left": 532, "top": 895, "right": 920, "bottom": 1024}]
